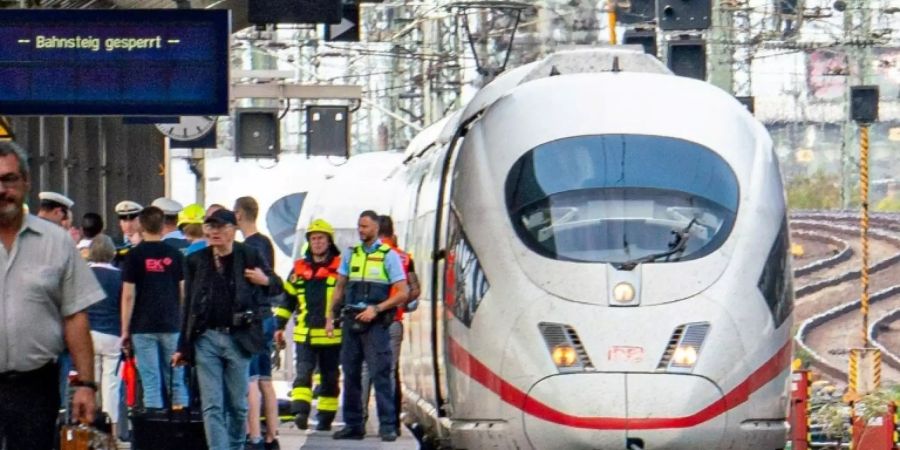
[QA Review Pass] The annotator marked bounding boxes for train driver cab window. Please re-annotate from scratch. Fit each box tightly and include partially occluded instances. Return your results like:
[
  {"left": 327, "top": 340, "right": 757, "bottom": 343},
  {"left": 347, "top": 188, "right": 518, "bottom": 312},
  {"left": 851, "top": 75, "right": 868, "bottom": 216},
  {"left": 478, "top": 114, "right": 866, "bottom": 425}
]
[{"left": 505, "top": 135, "right": 739, "bottom": 265}]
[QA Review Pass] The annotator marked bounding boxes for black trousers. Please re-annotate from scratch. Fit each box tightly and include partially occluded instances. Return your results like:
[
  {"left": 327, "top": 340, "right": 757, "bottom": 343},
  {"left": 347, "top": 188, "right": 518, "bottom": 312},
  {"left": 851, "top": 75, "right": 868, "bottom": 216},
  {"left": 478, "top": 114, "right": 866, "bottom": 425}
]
[
  {"left": 293, "top": 342, "right": 340, "bottom": 424},
  {"left": 0, "top": 362, "right": 61, "bottom": 450}
]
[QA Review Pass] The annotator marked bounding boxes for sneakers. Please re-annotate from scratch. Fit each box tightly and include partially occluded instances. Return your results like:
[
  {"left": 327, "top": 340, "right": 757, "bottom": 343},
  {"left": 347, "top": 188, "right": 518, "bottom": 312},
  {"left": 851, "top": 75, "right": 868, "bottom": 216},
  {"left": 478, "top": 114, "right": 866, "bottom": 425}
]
[
  {"left": 380, "top": 430, "right": 398, "bottom": 442},
  {"left": 245, "top": 440, "right": 264, "bottom": 450},
  {"left": 332, "top": 427, "right": 365, "bottom": 440},
  {"left": 293, "top": 413, "right": 308, "bottom": 430},
  {"left": 264, "top": 439, "right": 281, "bottom": 450}
]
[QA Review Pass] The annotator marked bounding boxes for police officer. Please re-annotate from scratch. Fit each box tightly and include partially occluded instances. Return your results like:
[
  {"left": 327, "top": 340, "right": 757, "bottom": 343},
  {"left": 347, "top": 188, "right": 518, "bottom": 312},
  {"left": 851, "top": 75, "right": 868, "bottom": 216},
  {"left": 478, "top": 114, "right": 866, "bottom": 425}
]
[
  {"left": 331, "top": 211, "right": 408, "bottom": 442},
  {"left": 152, "top": 197, "right": 189, "bottom": 251},
  {"left": 274, "top": 219, "right": 342, "bottom": 433},
  {"left": 113, "top": 200, "right": 142, "bottom": 267},
  {"left": 37, "top": 191, "right": 73, "bottom": 226}
]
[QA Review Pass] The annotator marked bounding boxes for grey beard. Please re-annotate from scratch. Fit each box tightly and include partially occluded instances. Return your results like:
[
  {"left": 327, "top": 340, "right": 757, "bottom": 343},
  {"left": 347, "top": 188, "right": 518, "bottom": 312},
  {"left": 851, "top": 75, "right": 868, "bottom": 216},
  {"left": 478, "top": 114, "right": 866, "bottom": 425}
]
[{"left": 0, "top": 203, "right": 23, "bottom": 226}]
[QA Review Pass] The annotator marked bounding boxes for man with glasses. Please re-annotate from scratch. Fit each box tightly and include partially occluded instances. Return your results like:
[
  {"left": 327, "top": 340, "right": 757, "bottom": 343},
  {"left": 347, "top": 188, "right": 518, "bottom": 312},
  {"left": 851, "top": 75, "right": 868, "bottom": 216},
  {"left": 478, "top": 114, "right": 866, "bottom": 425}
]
[
  {"left": 0, "top": 141, "right": 104, "bottom": 449},
  {"left": 37, "top": 191, "right": 73, "bottom": 226},
  {"left": 172, "top": 209, "right": 283, "bottom": 450}
]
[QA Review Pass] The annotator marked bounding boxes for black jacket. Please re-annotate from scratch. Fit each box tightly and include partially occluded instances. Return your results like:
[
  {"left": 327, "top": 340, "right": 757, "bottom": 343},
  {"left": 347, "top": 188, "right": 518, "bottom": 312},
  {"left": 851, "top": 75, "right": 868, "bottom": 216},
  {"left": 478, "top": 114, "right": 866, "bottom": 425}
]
[{"left": 177, "top": 242, "right": 283, "bottom": 359}]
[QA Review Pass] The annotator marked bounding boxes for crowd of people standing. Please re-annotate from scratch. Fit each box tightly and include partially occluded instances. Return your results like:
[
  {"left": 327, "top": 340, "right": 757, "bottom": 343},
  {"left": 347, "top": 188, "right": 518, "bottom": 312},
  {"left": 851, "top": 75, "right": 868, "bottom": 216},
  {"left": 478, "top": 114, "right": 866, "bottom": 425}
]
[{"left": 0, "top": 140, "right": 420, "bottom": 450}]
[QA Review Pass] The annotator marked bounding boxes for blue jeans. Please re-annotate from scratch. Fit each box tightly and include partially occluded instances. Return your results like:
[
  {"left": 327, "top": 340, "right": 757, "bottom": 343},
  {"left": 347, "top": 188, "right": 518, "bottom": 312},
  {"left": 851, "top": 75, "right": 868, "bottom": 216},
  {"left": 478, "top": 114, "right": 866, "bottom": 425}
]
[
  {"left": 195, "top": 330, "right": 252, "bottom": 450},
  {"left": 131, "top": 333, "right": 188, "bottom": 408},
  {"left": 340, "top": 320, "right": 396, "bottom": 433}
]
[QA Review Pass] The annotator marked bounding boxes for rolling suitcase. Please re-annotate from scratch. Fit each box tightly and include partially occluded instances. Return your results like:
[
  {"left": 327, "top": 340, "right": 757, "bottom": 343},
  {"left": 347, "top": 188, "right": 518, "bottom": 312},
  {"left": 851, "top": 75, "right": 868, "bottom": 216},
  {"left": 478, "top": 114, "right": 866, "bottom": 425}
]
[{"left": 130, "top": 366, "right": 207, "bottom": 450}]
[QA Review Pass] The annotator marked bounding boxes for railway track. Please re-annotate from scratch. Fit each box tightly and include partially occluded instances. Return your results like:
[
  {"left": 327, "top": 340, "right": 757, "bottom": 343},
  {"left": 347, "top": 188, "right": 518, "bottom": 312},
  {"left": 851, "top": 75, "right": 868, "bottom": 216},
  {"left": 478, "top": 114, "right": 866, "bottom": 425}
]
[{"left": 791, "top": 211, "right": 900, "bottom": 385}]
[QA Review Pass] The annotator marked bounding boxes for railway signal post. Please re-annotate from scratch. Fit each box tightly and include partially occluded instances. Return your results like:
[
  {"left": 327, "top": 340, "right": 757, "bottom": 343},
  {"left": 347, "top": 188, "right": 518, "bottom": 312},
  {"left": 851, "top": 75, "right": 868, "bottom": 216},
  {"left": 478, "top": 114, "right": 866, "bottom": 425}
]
[{"left": 848, "top": 85, "right": 880, "bottom": 399}]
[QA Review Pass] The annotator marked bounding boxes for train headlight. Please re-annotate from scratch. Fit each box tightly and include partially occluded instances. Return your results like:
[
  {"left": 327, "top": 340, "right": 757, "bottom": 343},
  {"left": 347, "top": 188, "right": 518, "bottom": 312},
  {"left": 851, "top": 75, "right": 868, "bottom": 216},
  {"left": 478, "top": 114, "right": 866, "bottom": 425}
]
[
  {"left": 613, "top": 282, "right": 635, "bottom": 303},
  {"left": 671, "top": 345, "right": 699, "bottom": 368},
  {"left": 539, "top": 323, "right": 594, "bottom": 372},
  {"left": 552, "top": 344, "right": 578, "bottom": 367},
  {"left": 657, "top": 322, "right": 710, "bottom": 373}
]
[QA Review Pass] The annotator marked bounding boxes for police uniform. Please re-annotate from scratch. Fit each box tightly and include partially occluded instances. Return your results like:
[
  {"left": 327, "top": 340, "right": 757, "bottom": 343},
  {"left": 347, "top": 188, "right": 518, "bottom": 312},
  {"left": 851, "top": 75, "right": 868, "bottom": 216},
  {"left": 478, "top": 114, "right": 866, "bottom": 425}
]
[
  {"left": 275, "top": 219, "right": 342, "bottom": 430},
  {"left": 38, "top": 191, "right": 74, "bottom": 210},
  {"left": 113, "top": 200, "right": 142, "bottom": 267},
  {"left": 37, "top": 192, "right": 74, "bottom": 226},
  {"left": 336, "top": 238, "right": 406, "bottom": 439}
]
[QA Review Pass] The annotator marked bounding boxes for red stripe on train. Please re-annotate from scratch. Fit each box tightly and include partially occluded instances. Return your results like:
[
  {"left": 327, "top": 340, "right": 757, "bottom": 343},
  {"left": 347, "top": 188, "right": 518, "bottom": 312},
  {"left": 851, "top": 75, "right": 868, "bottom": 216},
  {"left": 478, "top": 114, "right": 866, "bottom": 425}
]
[{"left": 447, "top": 336, "right": 791, "bottom": 430}]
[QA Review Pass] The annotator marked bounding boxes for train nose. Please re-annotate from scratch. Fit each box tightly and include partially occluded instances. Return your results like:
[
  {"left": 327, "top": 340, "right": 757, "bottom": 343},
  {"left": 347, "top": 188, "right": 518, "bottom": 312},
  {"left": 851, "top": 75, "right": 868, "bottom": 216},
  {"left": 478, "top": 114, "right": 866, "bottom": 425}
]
[
  {"left": 523, "top": 373, "right": 726, "bottom": 450},
  {"left": 523, "top": 373, "right": 627, "bottom": 449},
  {"left": 623, "top": 374, "right": 726, "bottom": 449}
]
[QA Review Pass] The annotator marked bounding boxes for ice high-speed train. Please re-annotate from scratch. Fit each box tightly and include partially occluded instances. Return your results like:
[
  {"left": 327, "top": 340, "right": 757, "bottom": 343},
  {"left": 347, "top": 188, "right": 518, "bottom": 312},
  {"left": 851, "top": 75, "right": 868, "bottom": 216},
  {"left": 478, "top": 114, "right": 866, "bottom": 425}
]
[{"left": 296, "top": 48, "right": 793, "bottom": 449}]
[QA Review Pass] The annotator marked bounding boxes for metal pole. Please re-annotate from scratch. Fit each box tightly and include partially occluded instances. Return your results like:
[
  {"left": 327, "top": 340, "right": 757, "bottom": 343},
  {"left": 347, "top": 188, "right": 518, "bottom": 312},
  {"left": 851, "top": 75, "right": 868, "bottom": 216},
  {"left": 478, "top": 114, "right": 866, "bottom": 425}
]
[
  {"left": 860, "top": 123, "right": 870, "bottom": 347},
  {"left": 708, "top": 0, "right": 734, "bottom": 92},
  {"left": 62, "top": 117, "right": 69, "bottom": 197},
  {"left": 607, "top": 2, "right": 617, "bottom": 45}
]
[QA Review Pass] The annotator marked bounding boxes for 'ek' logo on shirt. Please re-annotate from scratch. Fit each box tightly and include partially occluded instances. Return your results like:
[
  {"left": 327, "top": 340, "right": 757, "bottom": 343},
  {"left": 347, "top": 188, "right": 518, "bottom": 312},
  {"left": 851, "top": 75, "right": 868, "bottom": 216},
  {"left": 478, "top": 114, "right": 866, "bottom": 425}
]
[{"left": 145, "top": 257, "right": 173, "bottom": 273}]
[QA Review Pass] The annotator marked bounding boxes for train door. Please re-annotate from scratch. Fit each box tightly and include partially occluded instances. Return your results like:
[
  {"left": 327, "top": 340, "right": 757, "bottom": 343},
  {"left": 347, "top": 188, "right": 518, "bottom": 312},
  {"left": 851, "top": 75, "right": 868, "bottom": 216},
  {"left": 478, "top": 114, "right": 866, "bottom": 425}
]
[
  {"left": 401, "top": 165, "right": 429, "bottom": 399},
  {"left": 433, "top": 134, "right": 467, "bottom": 420}
]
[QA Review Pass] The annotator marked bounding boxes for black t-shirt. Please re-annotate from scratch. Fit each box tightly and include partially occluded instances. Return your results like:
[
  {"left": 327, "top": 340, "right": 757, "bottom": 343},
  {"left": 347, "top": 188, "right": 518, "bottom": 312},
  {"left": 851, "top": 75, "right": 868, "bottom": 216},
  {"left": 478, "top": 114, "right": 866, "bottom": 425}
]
[
  {"left": 244, "top": 233, "right": 275, "bottom": 271},
  {"left": 244, "top": 233, "right": 276, "bottom": 312},
  {"left": 207, "top": 252, "right": 236, "bottom": 328},
  {"left": 122, "top": 241, "right": 184, "bottom": 333}
]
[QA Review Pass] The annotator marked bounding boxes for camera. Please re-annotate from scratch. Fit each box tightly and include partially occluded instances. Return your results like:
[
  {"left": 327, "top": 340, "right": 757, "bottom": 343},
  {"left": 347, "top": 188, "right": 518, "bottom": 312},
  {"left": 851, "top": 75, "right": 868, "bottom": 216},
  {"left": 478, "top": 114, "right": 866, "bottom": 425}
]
[
  {"left": 231, "top": 310, "right": 256, "bottom": 327},
  {"left": 342, "top": 305, "right": 372, "bottom": 334}
]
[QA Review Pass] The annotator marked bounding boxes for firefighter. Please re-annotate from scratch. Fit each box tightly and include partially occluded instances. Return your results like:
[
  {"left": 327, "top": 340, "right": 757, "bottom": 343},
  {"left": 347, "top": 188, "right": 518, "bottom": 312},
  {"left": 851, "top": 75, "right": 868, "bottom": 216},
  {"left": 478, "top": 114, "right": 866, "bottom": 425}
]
[{"left": 274, "top": 219, "right": 342, "bottom": 431}]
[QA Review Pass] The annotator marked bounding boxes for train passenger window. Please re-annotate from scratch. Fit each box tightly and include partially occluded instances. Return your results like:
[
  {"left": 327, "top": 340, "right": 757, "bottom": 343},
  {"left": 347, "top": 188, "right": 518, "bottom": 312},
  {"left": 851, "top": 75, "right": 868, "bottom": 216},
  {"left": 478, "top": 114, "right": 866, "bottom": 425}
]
[{"left": 505, "top": 134, "right": 739, "bottom": 264}]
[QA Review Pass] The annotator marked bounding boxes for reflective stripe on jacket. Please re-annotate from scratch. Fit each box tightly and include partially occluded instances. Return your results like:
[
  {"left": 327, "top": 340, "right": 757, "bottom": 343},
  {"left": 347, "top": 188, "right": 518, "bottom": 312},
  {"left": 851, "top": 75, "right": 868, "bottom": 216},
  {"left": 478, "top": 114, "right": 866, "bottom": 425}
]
[{"left": 276, "top": 254, "right": 342, "bottom": 345}]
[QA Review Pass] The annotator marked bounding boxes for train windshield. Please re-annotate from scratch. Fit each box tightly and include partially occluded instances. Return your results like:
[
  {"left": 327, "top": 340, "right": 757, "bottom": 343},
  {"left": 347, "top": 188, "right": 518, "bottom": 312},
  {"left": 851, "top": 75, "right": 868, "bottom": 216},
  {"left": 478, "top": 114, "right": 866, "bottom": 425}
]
[{"left": 505, "top": 135, "right": 739, "bottom": 264}]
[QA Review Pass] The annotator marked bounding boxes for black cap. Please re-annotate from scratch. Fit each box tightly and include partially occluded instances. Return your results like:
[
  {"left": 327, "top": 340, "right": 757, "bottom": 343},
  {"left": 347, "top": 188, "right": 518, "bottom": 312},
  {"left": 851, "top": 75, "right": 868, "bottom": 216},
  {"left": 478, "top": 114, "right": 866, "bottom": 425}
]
[{"left": 204, "top": 209, "right": 237, "bottom": 226}]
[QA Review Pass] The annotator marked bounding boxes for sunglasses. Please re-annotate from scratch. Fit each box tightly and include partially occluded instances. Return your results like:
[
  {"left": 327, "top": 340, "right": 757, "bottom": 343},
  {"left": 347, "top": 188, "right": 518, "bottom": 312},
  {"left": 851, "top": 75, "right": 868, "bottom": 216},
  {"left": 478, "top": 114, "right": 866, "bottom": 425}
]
[{"left": 118, "top": 213, "right": 139, "bottom": 221}]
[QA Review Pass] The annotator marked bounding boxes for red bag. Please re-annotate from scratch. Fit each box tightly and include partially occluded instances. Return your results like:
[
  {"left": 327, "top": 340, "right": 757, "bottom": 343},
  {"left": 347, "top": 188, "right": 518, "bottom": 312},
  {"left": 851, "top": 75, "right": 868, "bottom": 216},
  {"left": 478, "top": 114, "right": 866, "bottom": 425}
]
[{"left": 121, "top": 354, "right": 137, "bottom": 407}]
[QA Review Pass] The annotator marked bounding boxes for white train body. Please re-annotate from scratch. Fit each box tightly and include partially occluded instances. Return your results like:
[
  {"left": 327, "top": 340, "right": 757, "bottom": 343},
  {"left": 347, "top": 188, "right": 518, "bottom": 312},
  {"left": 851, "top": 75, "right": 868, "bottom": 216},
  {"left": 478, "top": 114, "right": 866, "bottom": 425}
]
[{"left": 296, "top": 48, "right": 793, "bottom": 449}]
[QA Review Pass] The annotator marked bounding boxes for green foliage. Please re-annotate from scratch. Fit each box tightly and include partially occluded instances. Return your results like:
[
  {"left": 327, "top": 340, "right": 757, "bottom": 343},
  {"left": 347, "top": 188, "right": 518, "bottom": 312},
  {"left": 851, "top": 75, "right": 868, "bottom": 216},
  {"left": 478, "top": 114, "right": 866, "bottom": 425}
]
[
  {"left": 793, "top": 346, "right": 812, "bottom": 369},
  {"left": 787, "top": 171, "right": 842, "bottom": 210},
  {"left": 812, "top": 401, "right": 850, "bottom": 440},
  {"left": 875, "top": 194, "right": 900, "bottom": 212},
  {"left": 810, "top": 383, "right": 900, "bottom": 442}
]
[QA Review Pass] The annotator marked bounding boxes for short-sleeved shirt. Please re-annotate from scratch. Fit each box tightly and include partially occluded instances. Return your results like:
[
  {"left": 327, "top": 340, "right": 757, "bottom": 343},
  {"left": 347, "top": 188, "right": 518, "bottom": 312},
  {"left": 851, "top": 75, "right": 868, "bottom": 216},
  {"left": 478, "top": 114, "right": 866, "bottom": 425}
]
[
  {"left": 0, "top": 215, "right": 105, "bottom": 372},
  {"left": 244, "top": 233, "right": 276, "bottom": 312},
  {"left": 244, "top": 233, "right": 275, "bottom": 271},
  {"left": 87, "top": 263, "right": 123, "bottom": 336},
  {"left": 122, "top": 241, "right": 184, "bottom": 333},
  {"left": 338, "top": 239, "right": 406, "bottom": 284}
]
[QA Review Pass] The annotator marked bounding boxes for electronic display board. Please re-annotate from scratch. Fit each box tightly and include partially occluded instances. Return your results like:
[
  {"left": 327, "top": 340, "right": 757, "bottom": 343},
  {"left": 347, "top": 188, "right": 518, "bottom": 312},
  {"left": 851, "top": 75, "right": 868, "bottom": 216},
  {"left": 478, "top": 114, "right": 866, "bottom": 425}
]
[{"left": 0, "top": 10, "right": 230, "bottom": 116}]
